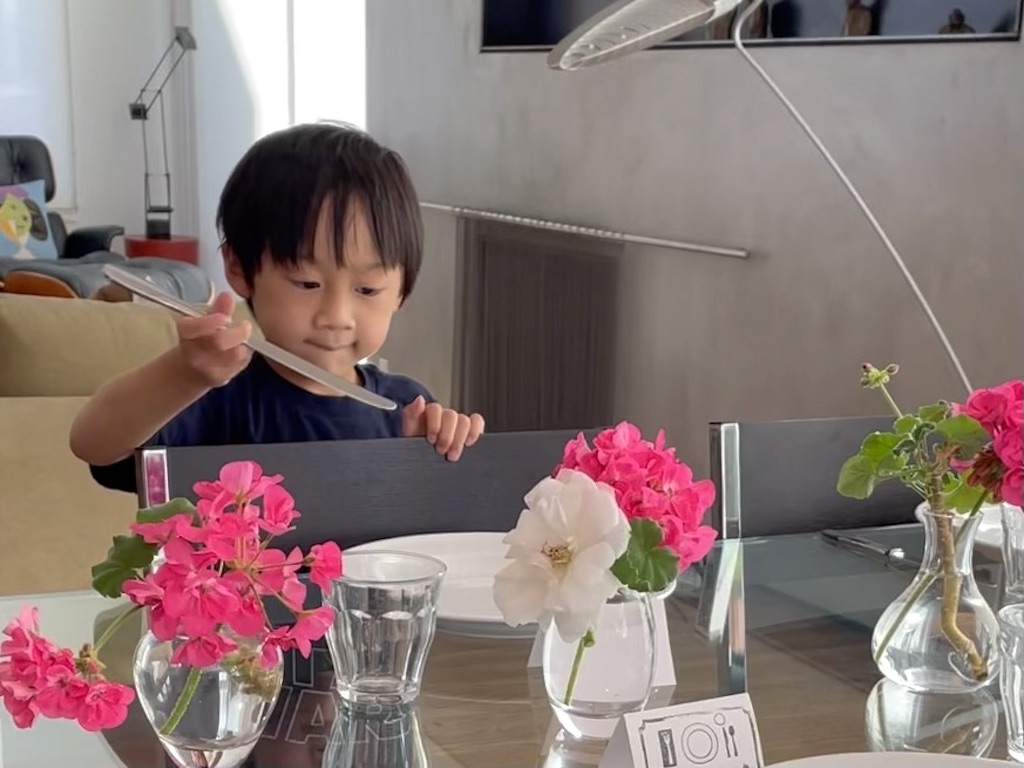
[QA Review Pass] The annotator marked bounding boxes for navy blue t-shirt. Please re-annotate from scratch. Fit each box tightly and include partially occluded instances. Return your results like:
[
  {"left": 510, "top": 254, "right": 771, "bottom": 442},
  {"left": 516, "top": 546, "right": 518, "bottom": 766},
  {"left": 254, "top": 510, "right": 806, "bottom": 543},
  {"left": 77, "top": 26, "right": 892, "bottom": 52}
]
[{"left": 90, "top": 353, "right": 433, "bottom": 494}]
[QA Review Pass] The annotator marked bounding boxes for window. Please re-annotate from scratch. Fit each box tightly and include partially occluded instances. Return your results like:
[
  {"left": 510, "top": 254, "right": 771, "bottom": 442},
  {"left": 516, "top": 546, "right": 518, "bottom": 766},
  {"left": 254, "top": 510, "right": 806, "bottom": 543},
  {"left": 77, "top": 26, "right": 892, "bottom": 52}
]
[
  {"left": 291, "top": 0, "right": 366, "bottom": 128},
  {"left": 0, "top": 0, "right": 76, "bottom": 209}
]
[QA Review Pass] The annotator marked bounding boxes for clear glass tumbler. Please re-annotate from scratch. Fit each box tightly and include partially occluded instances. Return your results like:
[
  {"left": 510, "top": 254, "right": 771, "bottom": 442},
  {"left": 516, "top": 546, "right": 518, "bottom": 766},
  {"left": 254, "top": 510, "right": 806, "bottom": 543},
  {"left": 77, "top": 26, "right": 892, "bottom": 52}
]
[
  {"left": 999, "top": 603, "right": 1024, "bottom": 763},
  {"left": 324, "top": 551, "right": 445, "bottom": 708},
  {"left": 1002, "top": 505, "right": 1024, "bottom": 606}
]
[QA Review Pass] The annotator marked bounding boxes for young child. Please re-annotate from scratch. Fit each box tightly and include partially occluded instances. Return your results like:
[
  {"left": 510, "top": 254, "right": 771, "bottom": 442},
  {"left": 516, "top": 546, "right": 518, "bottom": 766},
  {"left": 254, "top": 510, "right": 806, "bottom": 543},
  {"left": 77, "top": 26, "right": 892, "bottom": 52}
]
[{"left": 71, "top": 123, "right": 484, "bottom": 494}]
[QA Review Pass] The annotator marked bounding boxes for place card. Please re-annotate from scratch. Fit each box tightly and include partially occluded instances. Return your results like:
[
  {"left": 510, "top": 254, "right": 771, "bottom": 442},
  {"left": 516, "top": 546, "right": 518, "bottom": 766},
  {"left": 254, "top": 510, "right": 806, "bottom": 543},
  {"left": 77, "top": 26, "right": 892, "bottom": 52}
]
[
  {"left": 526, "top": 597, "right": 676, "bottom": 689},
  {"left": 599, "top": 693, "right": 763, "bottom": 768}
]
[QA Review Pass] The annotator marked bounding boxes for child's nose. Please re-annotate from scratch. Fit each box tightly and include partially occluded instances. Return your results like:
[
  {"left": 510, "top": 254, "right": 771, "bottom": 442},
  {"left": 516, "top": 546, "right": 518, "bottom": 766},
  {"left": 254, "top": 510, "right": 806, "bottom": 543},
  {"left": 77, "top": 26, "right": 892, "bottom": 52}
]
[{"left": 315, "top": 293, "right": 355, "bottom": 330}]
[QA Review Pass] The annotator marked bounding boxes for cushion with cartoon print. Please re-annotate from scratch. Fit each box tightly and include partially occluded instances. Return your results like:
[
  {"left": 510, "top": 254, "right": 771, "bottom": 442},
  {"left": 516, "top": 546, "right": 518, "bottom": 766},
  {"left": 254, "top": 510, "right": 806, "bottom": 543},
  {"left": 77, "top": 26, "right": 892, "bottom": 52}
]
[{"left": 0, "top": 179, "right": 59, "bottom": 259}]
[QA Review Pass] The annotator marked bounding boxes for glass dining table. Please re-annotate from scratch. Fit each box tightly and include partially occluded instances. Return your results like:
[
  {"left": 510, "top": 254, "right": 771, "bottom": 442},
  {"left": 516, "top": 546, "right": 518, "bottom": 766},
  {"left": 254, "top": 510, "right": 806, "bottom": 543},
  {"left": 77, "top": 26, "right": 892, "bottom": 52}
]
[{"left": 0, "top": 524, "right": 1013, "bottom": 768}]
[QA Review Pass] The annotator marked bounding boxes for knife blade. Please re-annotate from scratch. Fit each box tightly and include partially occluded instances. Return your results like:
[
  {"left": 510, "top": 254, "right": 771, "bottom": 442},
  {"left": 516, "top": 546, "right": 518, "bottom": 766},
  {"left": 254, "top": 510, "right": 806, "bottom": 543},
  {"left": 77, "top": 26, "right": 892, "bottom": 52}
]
[
  {"left": 820, "top": 529, "right": 918, "bottom": 570},
  {"left": 102, "top": 265, "right": 398, "bottom": 411}
]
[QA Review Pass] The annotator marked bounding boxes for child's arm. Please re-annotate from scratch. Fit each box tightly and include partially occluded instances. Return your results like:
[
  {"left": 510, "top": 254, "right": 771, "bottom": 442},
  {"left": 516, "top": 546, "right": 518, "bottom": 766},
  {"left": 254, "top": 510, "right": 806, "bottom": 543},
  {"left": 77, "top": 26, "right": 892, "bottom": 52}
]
[
  {"left": 69, "top": 348, "right": 212, "bottom": 466},
  {"left": 70, "top": 293, "right": 251, "bottom": 466}
]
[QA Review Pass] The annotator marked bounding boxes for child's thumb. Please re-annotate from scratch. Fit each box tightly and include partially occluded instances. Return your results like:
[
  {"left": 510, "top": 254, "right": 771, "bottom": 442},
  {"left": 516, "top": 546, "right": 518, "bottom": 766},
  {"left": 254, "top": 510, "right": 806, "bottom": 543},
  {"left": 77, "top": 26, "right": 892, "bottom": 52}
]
[{"left": 401, "top": 396, "right": 427, "bottom": 436}]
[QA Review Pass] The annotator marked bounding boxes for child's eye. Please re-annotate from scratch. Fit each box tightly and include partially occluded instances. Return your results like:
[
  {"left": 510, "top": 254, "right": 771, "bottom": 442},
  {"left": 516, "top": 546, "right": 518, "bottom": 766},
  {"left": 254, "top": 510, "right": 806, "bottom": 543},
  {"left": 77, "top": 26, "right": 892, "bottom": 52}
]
[
  {"left": 356, "top": 287, "right": 383, "bottom": 297},
  {"left": 291, "top": 280, "right": 320, "bottom": 290}
]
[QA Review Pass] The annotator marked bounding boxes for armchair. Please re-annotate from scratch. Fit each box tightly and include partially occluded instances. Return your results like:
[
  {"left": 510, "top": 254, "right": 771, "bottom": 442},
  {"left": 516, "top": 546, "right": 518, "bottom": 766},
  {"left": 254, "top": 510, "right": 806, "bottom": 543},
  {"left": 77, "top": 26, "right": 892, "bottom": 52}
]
[{"left": 0, "top": 135, "right": 123, "bottom": 259}]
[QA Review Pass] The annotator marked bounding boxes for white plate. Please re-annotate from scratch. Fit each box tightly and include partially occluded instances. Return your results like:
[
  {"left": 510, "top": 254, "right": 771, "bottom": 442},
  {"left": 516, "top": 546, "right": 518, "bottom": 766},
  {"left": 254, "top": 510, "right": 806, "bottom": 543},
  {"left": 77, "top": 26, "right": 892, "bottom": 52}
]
[
  {"left": 914, "top": 502, "right": 1017, "bottom": 552},
  {"left": 347, "top": 532, "right": 535, "bottom": 640},
  {"left": 770, "top": 752, "right": 1008, "bottom": 768}
]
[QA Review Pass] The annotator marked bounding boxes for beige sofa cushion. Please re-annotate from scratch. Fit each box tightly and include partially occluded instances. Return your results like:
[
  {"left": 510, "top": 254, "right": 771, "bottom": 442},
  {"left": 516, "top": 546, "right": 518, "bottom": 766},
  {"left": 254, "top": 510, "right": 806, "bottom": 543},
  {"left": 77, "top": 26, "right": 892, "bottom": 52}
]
[
  {"left": 0, "top": 396, "right": 139, "bottom": 596},
  {"left": 0, "top": 295, "right": 178, "bottom": 397}
]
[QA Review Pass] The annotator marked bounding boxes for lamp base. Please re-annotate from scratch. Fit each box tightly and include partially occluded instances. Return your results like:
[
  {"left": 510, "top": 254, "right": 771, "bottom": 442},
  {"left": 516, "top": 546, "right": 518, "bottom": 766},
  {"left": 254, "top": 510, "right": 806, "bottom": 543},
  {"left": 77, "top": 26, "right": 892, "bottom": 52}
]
[{"left": 145, "top": 220, "right": 171, "bottom": 239}]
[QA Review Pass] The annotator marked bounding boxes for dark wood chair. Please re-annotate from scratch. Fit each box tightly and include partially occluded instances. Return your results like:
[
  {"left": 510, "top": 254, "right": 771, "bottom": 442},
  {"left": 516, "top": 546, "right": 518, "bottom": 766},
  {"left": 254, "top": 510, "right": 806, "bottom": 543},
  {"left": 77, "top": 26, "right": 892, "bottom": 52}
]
[
  {"left": 136, "top": 429, "right": 598, "bottom": 553},
  {"left": 708, "top": 416, "right": 920, "bottom": 539}
]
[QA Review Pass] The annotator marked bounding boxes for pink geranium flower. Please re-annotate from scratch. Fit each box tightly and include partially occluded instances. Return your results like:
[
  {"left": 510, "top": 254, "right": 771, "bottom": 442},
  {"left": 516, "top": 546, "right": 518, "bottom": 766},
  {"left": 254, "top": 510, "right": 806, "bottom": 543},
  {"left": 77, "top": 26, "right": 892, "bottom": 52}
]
[
  {"left": 955, "top": 379, "right": 1024, "bottom": 507},
  {"left": 170, "top": 634, "right": 238, "bottom": 668},
  {"left": 0, "top": 609, "right": 134, "bottom": 732},
  {"left": 6, "top": 461, "right": 339, "bottom": 736},
  {"left": 260, "top": 484, "right": 300, "bottom": 535},
  {"left": 555, "top": 421, "right": 718, "bottom": 574},
  {"left": 307, "top": 542, "right": 343, "bottom": 591},
  {"left": 193, "top": 460, "right": 282, "bottom": 510},
  {"left": 287, "top": 607, "right": 334, "bottom": 658},
  {"left": 76, "top": 681, "right": 135, "bottom": 732}
]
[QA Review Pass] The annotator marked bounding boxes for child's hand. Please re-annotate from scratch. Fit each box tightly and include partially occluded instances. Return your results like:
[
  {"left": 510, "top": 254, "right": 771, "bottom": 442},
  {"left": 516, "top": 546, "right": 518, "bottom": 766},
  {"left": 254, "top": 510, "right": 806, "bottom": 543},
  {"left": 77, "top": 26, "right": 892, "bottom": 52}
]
[
  {"left": 401, "top": 396, "right": 485, "bottom": 461},
  {"left": 175, "top": 292, "right": 253, "bottom": 388}
]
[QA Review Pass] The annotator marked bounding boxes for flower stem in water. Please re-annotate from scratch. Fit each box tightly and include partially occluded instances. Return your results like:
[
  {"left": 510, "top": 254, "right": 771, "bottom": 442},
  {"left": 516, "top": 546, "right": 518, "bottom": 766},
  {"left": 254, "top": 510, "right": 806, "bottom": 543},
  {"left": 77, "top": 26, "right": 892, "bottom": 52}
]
[
  {"left": 563, "top": 629, "right": 595, "bottom": 705},
  {"left": 159, "top": 666, "right": 202, "bottom": 737},
  {"left": 872, "top": 490, "right": 989, "bottom": 668}
]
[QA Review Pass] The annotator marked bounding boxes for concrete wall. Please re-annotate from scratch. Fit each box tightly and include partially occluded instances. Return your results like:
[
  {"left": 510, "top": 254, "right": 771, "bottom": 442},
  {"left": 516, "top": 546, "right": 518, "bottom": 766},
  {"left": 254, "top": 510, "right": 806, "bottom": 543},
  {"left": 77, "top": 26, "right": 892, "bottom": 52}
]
[{"left": 369, "top": 0, "right": 1024, "bottom": 474}]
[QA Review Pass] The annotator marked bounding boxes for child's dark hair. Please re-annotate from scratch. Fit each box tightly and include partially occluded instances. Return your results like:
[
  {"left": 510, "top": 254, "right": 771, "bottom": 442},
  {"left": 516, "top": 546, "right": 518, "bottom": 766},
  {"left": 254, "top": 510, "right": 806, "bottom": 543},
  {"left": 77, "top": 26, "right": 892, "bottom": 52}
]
[{"left": 216, "top": 123, "right": 422, "bottom": 298}]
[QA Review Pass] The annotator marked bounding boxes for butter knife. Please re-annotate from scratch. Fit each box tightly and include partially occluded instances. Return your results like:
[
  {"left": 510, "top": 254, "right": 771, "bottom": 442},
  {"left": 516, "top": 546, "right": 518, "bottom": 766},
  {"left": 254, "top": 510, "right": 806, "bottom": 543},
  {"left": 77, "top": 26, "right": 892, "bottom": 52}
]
[
  {"left": 103, "top": 265, "right": 397, "bottom": 411},
  {"left": 820, "top": 529, "right": 916, "bottom": 569}
]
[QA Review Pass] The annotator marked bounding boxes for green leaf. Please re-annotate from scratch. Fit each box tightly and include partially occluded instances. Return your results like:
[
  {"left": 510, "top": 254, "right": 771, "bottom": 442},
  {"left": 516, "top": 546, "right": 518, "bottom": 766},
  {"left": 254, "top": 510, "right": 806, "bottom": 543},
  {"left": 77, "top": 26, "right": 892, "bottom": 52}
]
[
  {"left": 837, "top": 455, "right": 885, "bottom": 499},
  {"left": 917, "top": 402, "right": 949, "bottom": 424},
  {"left": 894, "top": 437, "right": 916, "bottom": 453},
  {"left": 91, "top": 534, "right": 157, "bottom": 598},
  {"left": 860, "top": 432, "right": 900, "bottom": 464},
  {"left": 136, "top": 498, "right": 196, "bottom": 526},
  {"left": 610, "top": 518, "right": 680, "bottom": 594},
  {"left": 910, "top": 420, "right": 937, "bottom": 442},
  {"left": 895, "top": 415, "right": 919, "bottom": 435},
  {"left": 941, "top": 476, "right": 989, "bottom": 513},
  {"left": 936, "top": 415, "right": 990, "bottom": 456}
]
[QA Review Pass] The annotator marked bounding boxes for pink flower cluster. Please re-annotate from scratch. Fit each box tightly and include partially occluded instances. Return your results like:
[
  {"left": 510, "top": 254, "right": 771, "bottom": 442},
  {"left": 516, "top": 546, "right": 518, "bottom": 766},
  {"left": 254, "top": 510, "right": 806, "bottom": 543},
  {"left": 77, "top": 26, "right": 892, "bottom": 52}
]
[
  {"left": 558, "top": 422, "right": 718, "bottom": 570},
  {"left": 123, "top": 461, "right": 342, "bottom": 668},
  {"left": 956, "top": 379, "right": 1023, "bottom": 507},
  {"left": 0, "top": 607, "right": 134, "bottom": 730}
]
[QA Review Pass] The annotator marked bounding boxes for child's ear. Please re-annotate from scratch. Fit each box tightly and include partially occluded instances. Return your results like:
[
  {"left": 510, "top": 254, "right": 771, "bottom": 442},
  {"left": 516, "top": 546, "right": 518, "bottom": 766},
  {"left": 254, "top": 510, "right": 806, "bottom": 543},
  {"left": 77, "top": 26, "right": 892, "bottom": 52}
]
[{"left": 222, "top": 246, "right": 252, "bottom": 299}]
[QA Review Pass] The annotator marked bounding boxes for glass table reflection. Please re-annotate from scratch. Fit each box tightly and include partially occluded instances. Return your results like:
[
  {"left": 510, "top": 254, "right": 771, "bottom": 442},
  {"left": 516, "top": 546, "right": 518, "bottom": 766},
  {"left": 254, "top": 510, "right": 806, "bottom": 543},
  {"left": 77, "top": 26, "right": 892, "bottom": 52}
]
[{"left": 0, "top": 524, "right": 1012, "bottom": 767}]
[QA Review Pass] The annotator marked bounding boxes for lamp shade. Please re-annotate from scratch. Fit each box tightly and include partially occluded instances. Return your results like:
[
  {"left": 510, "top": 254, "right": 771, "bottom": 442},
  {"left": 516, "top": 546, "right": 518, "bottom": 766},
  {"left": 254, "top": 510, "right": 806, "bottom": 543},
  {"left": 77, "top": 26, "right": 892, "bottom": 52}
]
[{"left": 547, "top": 0, "right": 743, "bottom": 70}]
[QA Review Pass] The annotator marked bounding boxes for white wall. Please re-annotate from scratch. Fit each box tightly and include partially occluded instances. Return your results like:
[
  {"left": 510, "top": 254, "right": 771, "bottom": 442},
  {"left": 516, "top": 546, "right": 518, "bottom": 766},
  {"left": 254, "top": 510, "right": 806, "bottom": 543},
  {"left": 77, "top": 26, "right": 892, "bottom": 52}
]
[
  {"left": 368, "top": 1, "right": 1024, "bottom": 473},
  {"left": 56, "top": 0, "right": 365, "bottom": 273},
  {"left": 188, "top": 0, "right": 367, "bottom": 290},
  {"left": 65, "top": 0, "right": 196, "bottom": 239},
  {"left": 188, "top": 0, "right": 289, "bottom": 287}
]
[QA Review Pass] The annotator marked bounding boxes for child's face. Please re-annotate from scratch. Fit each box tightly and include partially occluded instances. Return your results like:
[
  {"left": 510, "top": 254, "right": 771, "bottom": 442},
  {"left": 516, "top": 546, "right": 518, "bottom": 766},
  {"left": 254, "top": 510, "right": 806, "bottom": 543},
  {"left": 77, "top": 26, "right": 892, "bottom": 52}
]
[{"left": 225, "top": 199, "right": 404, "bottom": 387}]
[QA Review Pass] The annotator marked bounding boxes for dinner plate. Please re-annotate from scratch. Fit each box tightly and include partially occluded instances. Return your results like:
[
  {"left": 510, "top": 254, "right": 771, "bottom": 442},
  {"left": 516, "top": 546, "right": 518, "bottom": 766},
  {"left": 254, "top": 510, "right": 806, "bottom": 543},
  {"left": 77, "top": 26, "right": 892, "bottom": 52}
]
[
  {"left": 769, "top": 752, "right": 1008, "bottom": 768},
  {"left": 347, "top": 532, "right": 536, "bottom": 639}
]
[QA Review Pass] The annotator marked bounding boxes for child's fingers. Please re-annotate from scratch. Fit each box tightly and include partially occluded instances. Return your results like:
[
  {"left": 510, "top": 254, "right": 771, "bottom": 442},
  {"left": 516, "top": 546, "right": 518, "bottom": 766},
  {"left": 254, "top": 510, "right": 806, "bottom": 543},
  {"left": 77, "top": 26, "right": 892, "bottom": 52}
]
[
  {"left": 465, "top": 414, "right": 486, "bottom": 447},
  {"left": 207, "top": 320, "right": 251, "bottom": 352},
  {"left": 176, "top": 313, "right": 230, "bottom": 340},
  {"left": 401, "top": 396, "right": 427, "bottom": 437},
  {"left": 433, "top": 410, "right": 460, "bottom": 454},
  {"left": 209, "top": 291, "right": 235, "bottom": 316},
  {"left": 445, "top": 415, "right": 473, "bottom": 461},
  {"left": 425, "top": 403, "right": 444, "bottom": 445}
]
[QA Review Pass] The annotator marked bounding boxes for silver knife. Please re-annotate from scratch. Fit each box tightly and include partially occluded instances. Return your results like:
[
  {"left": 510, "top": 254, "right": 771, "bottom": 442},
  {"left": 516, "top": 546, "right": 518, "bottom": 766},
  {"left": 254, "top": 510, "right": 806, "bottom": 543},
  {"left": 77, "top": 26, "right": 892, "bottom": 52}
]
[
  {"left": 820, "top": 529, "right": 915, "bottom": 568},
  {"left": 103, "top": 264, "right": 397, "bottom": 411}
]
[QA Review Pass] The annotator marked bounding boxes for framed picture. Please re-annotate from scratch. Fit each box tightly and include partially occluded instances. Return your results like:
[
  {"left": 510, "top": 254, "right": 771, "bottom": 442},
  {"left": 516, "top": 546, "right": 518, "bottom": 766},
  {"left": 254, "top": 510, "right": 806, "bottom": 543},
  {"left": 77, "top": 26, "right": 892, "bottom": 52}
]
[{"left": 481, "top": 0, "right": 1024, "bottom": 50}]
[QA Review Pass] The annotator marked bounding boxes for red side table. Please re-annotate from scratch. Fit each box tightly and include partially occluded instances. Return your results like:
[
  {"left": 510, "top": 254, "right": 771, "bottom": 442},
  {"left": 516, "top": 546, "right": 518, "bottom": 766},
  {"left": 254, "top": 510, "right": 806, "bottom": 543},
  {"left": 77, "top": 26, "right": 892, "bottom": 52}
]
[{"left": 124, "top": 235, "right": 199, "bottom": 265}]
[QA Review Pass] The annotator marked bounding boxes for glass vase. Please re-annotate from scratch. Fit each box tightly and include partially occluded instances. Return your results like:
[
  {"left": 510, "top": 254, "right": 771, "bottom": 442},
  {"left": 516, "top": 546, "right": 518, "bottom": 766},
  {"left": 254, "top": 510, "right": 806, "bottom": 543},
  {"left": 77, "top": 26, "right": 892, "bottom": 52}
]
[
  {"left": 543, "top": 590, "right": 656, "bottom": 741},
  {"left": 1001, "top": 504, "right": 1024, "bottom": 605},
  {"left": 872, "top": 506, "right": 1001, "bottom": 693},
  {"left": 133, "top": 631, "right": 284, "bottom": 768}
]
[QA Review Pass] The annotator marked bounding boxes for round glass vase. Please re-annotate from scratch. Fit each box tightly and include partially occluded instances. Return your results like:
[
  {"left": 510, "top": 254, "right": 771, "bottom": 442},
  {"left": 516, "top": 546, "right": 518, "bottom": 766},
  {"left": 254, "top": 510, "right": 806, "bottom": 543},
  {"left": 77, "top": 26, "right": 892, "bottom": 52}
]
[
  {"left": 133, "top": 631, "right": 284, "bottom": 768},
  {"left": 543, "top": 589, "right": 656, "bottom": 741},
  {"left": 872, "top": 505, "right": 1001, "bottom": 693}
]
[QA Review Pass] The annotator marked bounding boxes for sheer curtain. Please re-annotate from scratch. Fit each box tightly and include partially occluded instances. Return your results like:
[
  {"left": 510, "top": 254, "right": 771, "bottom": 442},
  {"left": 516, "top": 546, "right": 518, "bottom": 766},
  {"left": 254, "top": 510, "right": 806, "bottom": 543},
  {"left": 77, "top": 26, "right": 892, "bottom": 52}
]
[{"left": 0, "top": 0, "right": 75, "bottom": 209}]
